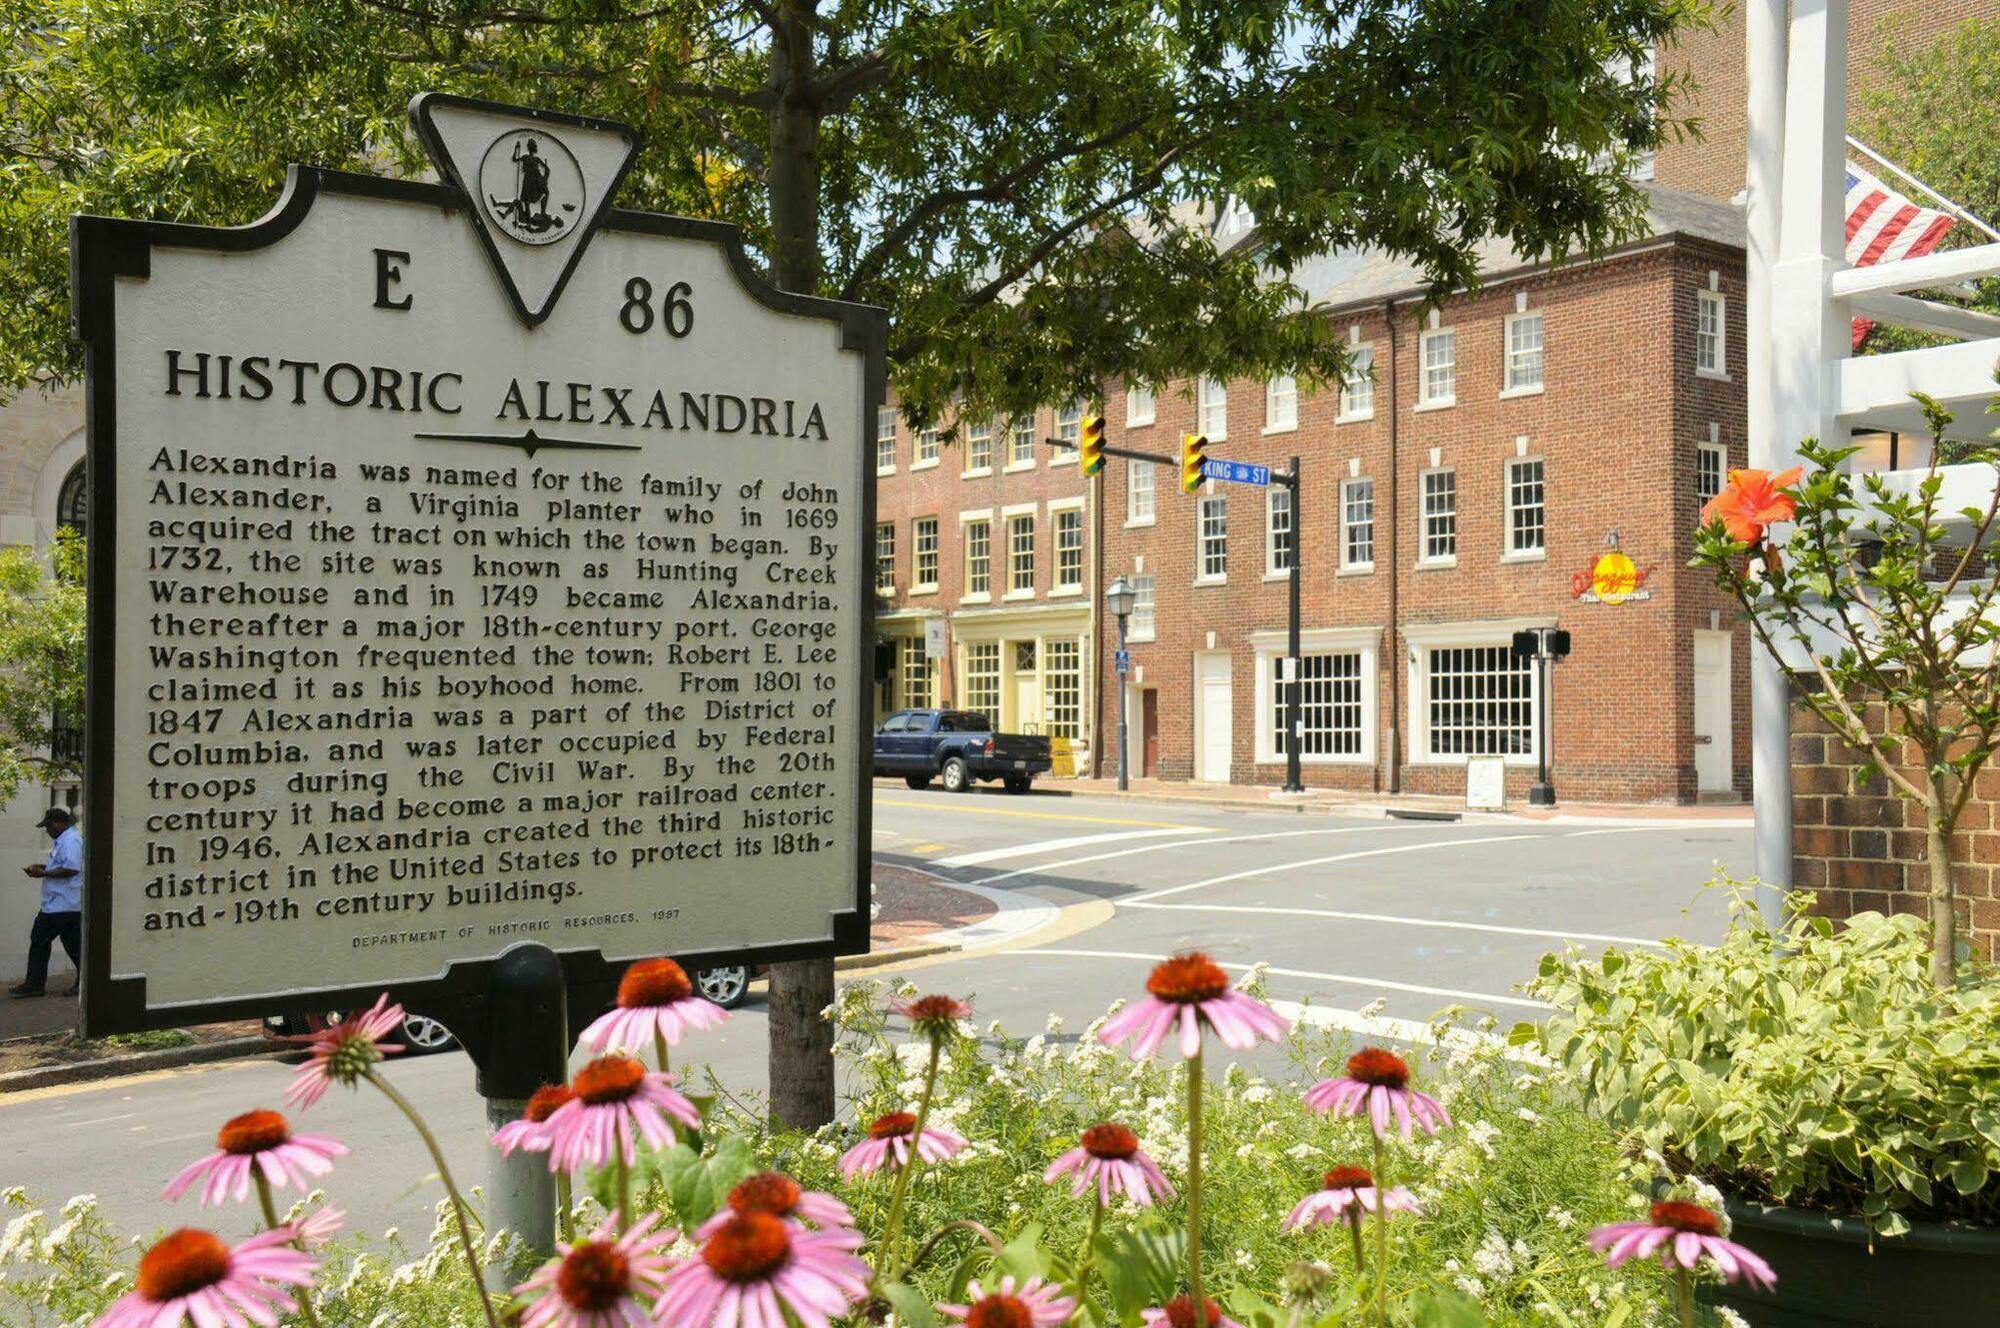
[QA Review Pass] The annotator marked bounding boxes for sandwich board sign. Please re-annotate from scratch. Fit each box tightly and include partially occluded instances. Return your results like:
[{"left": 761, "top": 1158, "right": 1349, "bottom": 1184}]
[{"left": 72, "top": 94, "right": 881, "bottom": 1041}]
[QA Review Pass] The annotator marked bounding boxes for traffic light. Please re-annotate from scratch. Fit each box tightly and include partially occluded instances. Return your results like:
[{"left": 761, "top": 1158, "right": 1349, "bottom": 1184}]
[
  {"left": 1078, "top": 414, "right": 1105, "bottom": 476},
  {"left": 1180, "top": 432, "right": 1208, "bottom": 494}
]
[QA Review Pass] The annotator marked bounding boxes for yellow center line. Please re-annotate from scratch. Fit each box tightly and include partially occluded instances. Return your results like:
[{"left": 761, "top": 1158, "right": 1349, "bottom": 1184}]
[{"left": 874, "top": 798, "right": 1204, "bottom": 830}]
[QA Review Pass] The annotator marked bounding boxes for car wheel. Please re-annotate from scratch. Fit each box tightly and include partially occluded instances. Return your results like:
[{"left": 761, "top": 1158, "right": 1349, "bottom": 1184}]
[
  {"left": 1004, "top": 776, "right": 1031, "bottom": 794},
  {"left": 399, "top": 1013, "right": 457, "bottom": 1053},
  {"left": 697, "top": 965, "right": 750, "bottom": 1009},
  {"left": 904, "top": 774, "right": 931, "bottom": 790},
  {"left": 941, "top": 757, "right": 970, "bottom": 792}
]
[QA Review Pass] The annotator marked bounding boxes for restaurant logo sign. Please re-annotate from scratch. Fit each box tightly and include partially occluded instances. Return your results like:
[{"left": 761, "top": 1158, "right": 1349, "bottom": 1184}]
[{"left": 1570, "top": 532, "right": 1654, "bottom": 605}]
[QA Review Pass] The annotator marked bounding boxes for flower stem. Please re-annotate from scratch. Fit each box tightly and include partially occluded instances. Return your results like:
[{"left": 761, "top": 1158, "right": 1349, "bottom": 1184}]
[
  {"left": 905, "top": 1218, "right": 1006, "bottom": 1274},
  {"left": 1675, "top": 1268, "right": 1694, "bottom": 1328},
  {"left": 1073, "top": 1193, "right": 1105, "bottom": 1302},
  {"left": 254, "top": 1175, "right": 322, "bottom": 1328},
  {"left": 556, "top": 1171, "right": 574, "bottom": 1245},
  {"left": 654, "top": 1029, "right": 671, "bottom": 1079},
  {"left": 616, "top": 1152, "right": 632, "bottom": 1234},
  {"left": 365, "top": 1068, "right": 499, "bottom": 1328},
  {"left": 1371, "top": 1133, "right": 1388, "bottom": 1328},
  {"left": 876, "top": 1037, "right": 942, "bottom": 1283},
  {"left": 1188, "top": 1043, "right": 1205, "bottom": 1319},
  {"left": 1347, "top": 1212, "right": 1367, "bottom": 1286}
]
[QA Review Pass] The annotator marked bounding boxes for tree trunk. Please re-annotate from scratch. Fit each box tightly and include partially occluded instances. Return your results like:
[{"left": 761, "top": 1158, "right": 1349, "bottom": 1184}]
[
  {"left": 1926, "top": 778, "right": 1958, "bottom": 990},
  {"left": 763, "top": 2, "right": 838, "bottom": 1130}
]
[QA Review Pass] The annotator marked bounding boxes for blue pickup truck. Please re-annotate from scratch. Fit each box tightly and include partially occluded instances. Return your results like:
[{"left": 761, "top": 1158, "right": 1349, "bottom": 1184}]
[{"left": 873, "top": 708, "right": 1053, "bottom": 793}]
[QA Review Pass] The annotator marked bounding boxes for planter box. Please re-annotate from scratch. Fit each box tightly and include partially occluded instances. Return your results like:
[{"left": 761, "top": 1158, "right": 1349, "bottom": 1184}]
[{"left": 1705, "top": 1197, "right": 2000, "bottom": 1327}]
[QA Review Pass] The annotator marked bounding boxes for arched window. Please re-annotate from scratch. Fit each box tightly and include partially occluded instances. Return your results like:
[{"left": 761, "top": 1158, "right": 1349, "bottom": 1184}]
[{"left": 56, "top": 461, "right": 87, "bottom": 537}]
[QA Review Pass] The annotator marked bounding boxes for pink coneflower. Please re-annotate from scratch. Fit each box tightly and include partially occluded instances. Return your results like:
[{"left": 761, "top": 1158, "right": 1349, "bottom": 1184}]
[
  {"left": 893, "top": 993, "right": 973, "bottom": 1043},
  {"left": 511, "top": 1213, "right": 676, "bottom": 1328},
  {"left": 1141, "top": 1296, "right": 1245, "bottom": 1328},
  {"left": 93, "top": 1227, "right": 318, "bottom": 1328},
  {"left": 163, "top": 1109, "right": 347, "bottom": 1207},
  {"left": 494, "top": 1084, "right": 577, "bottom": 1157},
  {"left": 1282, "top": 1166, "right": 1420, "bottom": 1231},
  {"left": 938, "top": 1275, "right": 1078, "bottom": 1328},
  {"left": 538, "top": 1055, "right": 701, "bottom": 1172},
  {"left": 581, "top": 959, "right": 728, "bottom": 1055},
  {"left": 1303, "top": 1048, "right": 1450, "bottom": 1141},
  {"left": 1044, "top": 1123, "right": 1176, "bottom": 1206},
  {"left": 694, "top": 1171, "right": 854, "bottom": 1239},
  {"left": 287, "top": 1205, "right": 345, "bottom": 1250},
  {"left": 284, "top": 995, "right": 405, "bottom": 1111},
  {"left": 1098, "top": 953, "right": 1289, "bottom": 1060},
  {"left": 654, "top": 1211, "right": 872, "bottom": 1328},
  {"left": 838, "top": 1110, "right": 967, "bottom": 1181},
  {"left": 1589, "top": 1201, "right": 1777, "bottom": 1290}
]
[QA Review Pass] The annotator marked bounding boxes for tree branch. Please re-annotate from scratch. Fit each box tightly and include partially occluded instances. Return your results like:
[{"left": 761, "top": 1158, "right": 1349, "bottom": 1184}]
[{"left": 812, "top": 49, "right": 891, "bottom": 111}]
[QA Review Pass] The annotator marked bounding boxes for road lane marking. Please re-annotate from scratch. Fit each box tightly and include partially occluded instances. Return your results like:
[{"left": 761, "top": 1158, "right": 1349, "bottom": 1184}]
[
  {"left": 1267, "top": 1001, "right": 1546, "bottom": 1063},
  {"left": 937, "top": 827, "right": 1213, "bottom": 868},
  {"left": 968, "top": 823, "right": 1422, "bottom": 887},
  {"left": 1125, "top": 833, "right": 1545, "bottom": 904},
  {"left": 1018, "top": 947, "right": 1546, "bottom": 1010},
  {"left": 1122, "top": 902, "right": 1661, "bottom": 947},
  {"left": 875, "top": 799, "right": 1201, "bottom": 829}
]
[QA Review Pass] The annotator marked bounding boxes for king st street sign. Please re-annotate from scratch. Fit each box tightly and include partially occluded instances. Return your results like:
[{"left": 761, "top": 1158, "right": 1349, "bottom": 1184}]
[{"left": 71, "top": 94, "right": 883, "bottom": 1037}]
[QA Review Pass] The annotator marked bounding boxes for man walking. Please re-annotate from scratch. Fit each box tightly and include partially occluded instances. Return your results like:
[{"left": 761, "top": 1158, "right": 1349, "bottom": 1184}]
[{"left": 13, "top": 806, "right": 81, "bottom": 997}]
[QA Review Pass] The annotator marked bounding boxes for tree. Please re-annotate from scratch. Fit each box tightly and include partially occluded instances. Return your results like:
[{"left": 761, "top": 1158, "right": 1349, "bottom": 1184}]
[
  {"left": 2, "top": 0, "right": 1708, "bottom": 1126},
  {"left": 0, "top": 527, "right": 87, "bottom": 798}
]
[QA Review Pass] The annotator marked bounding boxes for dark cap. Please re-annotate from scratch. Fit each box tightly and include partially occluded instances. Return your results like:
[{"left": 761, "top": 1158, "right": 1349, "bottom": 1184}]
[{"left": 36, "top": 807, "right": 71, "bottom": 829}]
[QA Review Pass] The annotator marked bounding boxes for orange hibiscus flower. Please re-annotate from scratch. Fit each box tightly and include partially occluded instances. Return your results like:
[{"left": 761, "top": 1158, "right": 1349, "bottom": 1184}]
[{"left": 1702, "top": 467, "right": 1803, "bottom": 545}]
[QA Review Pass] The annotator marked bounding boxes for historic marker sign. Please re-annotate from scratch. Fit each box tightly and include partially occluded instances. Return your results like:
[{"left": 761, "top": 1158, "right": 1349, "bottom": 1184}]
[{"left": 73, "top": 95, "right": 881, "bottom": 1035}]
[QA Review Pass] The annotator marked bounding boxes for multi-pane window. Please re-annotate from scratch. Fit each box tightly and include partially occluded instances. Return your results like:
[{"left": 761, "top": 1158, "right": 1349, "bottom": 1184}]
[
  {"left": 966, "top": 418, "right": 993, "bottom": 472},
  {"left": 1339, "top": 348, "right": 1375, "bottom": 419},
  {"left": 964, "top": 642, "right": 1001, "bottom": 716},
  {"left": 1008, "top": 514, "right": 1036, "bottom": 593},
  {"left": 916, "top": 425, "right": 941, "bottom": 465},
  {"left": 1504, "top": 312, "right": 1544, "bottom": 391},
  {"left": 1198, "top": 495, "right": 1229, "bottom": 581},
  {"left": 1199, "top": 378, "right": 1229, "bottom": 439},
  {"left": 1129, "top": 575, "right": 1157, "bottom": 641},
  {"left": 1128, "top": 460, "right": 1157, "bottom": 524},
  {"left": 1010, "top": 417, "right": 1037, "bottom": 465},
  {"left": 912, "top": 516, "right": 939, "bottom": 589},
  {"left": 899, "top": 637, "right": 932, "bottom": 709},
  {"left": 876, "top": 407, "right": 897, "bottom": 471},
  {"left": 1266, "top": 486, "right": 1294, "bottom": 575},
  {"left": 1044, "top": 639, "right": 1082, "bottom": 739},
  {"left": 1422, "top": 470, "right": 1457, "bottom": 562},
  {"left": 1342, "top": 478, "right": 1375, "bottom": 569},
  {"left": 1506, "top": 459, "right": 1546, "bottom": 554},
  {"left": 1697, "top": 291, "right": 1726, "bottom": 375},
  {"left": 1127, "top": 383, "right": 1156, "bottom": 426},
  {"left": 964, "top": 519, "right": 991, "bottom": 596},
  {"left": 1697, "top": 442, "right": 1726, "bottom": 505},
  {"left": 875, "top": 523, "right": 896, "bottom": 591},
  {"left": 1054, "top": 507, "right": 1084, "bottom": 591},
  {"left": 1274, "top": 652, "right": 1365, "bottom": 757},
  {"left": 1053, "top": 400, "right": 1082, "bottom": 456},
  {"left": 1266, "top": 375, "right": 1298, "bottom": 430},
  {"left": 1420, "top": 329, "right": 1456, "bottom": 406},
  {"left": 1426, "top": 646, "right": 1535, "bottom": 758}
]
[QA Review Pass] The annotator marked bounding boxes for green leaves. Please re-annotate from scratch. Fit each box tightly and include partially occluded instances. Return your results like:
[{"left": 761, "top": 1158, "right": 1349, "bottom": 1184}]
[
  {"left": 657, "top": 1136, "right": 757, "bottom": 1228},
  {"left": 1095, "top": 1222, "right": 1184, "bottom": 1325},
  {"left": 880, "top": 1280, "right": 940, "bottom": 1328}
]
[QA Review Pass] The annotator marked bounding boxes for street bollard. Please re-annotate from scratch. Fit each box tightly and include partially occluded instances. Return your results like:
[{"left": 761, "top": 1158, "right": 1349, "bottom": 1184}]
[{"left": 475, "top": 944, "right": 569, "bottom": 1273}]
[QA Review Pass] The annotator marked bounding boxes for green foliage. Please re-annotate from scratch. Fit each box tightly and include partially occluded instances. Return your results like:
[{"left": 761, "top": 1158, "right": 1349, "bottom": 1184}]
[
  {"left": 0, "top": 527, "right": 85, "bottom": 797},
  {"left": 1528, "top": 884, "right": 2000, "bottom": 1237},
  {"left": 0, "top": 0, "right": 1711, "bottom": 425}
]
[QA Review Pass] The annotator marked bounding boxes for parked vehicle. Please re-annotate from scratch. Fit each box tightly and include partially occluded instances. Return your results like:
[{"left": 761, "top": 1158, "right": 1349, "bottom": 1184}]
[{"left": 873, "top": 708, "right": 1053, "bottom": 793}]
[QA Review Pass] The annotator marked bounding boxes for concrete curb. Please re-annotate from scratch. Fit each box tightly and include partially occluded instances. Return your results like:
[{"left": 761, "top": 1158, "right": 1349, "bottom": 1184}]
[
  {"left": 0, "top": 1036, "right": 276, "bottom": 1094},
  {"left": 833, "top": 941, "right": 958, "bottom": 972}
]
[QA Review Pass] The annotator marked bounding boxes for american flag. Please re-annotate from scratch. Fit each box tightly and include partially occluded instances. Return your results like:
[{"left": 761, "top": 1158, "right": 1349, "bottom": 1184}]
[{"left": 1846, "top": 163, "right": 1956, "bottom": 350}]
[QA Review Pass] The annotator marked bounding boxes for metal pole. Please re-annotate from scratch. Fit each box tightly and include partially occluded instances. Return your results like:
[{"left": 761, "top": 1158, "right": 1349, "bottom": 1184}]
[
  {"left": 1284, "top": 458, "right": 1303, "bottom": 793},
  {"left": 1116, "top": 610, "right": 1130, "bottom": 791},
  {"left": 1528, "top": 649, "right": 1555, "bottom": 807},
  {"left": 477, "top": 944, "right": 568, "bottom": 1266}
]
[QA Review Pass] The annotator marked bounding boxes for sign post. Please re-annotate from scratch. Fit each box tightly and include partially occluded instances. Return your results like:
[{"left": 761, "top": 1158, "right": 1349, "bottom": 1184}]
[
  {"left": 1510, "top": 627, "right": 1572, "bottom": 807},
  {"left": 73, "top": 94, "right": 881, "bottom": 1249}
]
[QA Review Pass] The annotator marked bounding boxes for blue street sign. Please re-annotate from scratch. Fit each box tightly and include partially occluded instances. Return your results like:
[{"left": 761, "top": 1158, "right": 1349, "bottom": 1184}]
[
  {"left": 1200, "top": 459, "right": 1271, "bottom": 486},
  {"left": 1114, "top": 648, "right": 1131, "bottom": 674}
]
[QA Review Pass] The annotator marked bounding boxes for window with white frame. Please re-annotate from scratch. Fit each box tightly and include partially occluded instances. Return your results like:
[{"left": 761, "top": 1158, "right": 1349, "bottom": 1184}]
[
  {"left": 1010, "top": 417, "right": 1037, "bottom": 466},
  {"left": 1198, "top": 495, "right": 1228, "bottom": 581},
  {"left": 1342, "top": 478, "right": 1375, "bottom": 569},
  {"left": 1198, "top": 378, "right": 1228, "bottom": 439},
  {"left": 1274, "top": 652, "right": 1365, "bottom": 757},
  {"left": 1044, "top": 639, "right": 1082, "bottom": 739},
  {"left": 898, "top": 637, "right": 932, "bottom": 709},
  {"left": 1422, "top": 470, "right": 1457, "bottom": 562},
  {"left": 916, "top": 425, "right": 941, "bottom": 465},
  {"left": 1053, "top": 400, "right": 1082, "bottom": 457},
  {"left": 1504, "top": 312, "right": 1544, "bottom": 392},
  {"left": 1505, "top": 458, "right": 1545, "bottom": 555},
  {"left": 1420, "top": 328, "right": 1456, "bottom": 406},
  {"left": 965, "top": 418, "right": 993, "bottom": 472},
  {"left": 1425, "top": 645, "right": 1536, "bottom": 759},
  {"left": 876, "top": 407, "right": 898, "bottom": 471},
  {"left": 1008, "top": 513, "right": 1035, "bottom": 593},
  {"left": 963, "top": 641, "right": 1000, "bottom": 716},
  {"left": 1054, "top": 507, "right": 1084, "bottom": 591},
  {"left": 964, "top": 519, "right": 991, "bottom": 596},
  {"left": 1128, "top": 575, "right": 1156, "bottom": 642},
  {"left": 1265, "top": 486, "right": 1294, "bottom": 575},
  {"left": 1696, "top": 290, "right": 1726, "bottom": 376},
  {"left": 1697, "top": 442, "right": 1726, "bottom": 505},
  {"left": 1128, "top": 460, "right": 1157, "bottom": 525},
  {"left": 1339, "top": 348, "right": 1375, "bottom": 419},
  {"left": 912, "top": 517, "right": 939, "bottom": 590},
  {"left": 1127, "top": 383, "right": 1156, "bottom": 426},
  {"left": 875, "top": 523, "right": 895, "bottom": 591},
  {"left": 1266, "top": 375, "right": 1298, "bottom": 431}
]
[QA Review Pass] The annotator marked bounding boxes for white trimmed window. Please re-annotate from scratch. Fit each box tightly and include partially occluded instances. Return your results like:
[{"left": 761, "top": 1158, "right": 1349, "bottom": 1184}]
[
  {"left": 1339, "top": 348, "right": 1375, "bottom": 420},
  {"left": 964, "top": 519, "right": 991, "bottom": 597},
  {"left": 1342, "top": 478, "right": 1375, "bottom": 569},
  {"left": 1697, "top": 441, "right": 1726, "bottom": 505},
  {"left": 1053, "top": 400, "right": 1082, "bottom": 458},
  {"left": 1198, "top": 378, "right": 1228, "bottom": 439},
  {"left": 1503, "top": 312, "right": 1544, "bottom": 392},
  {"left": 1128, "top": 459, "right": 1157, "bottom": 525},
  {"left": 916, "top": 425, "right": 941, "bottom": 465},
  {"left": 1275, "top": 652, "right": 1365, "bottom": 757},
  {"left": 1007, "top": 513, "right": 1036, "bottom": 593},
  {"left": 1197, "top": 495, "right": 1228, "bottom": 582},
  {"left": 1697, "top": 291, "right": 1726, "bottom": 376},
  {"left": 912, "top": 516, "right": 939, "bottom": 590},
  {"left": 1505, "top": 458, "right": 1545, "bottom": 555},
  {"left": 965, "top": 418, "right": 993, "bottom": 473},
  {"left": 1422, "top": 470, "right": 1457, "bottom": 562},
  {"left": 876, "top": 407, "right": 898, "bottom": 472},
  {"left": 1044, "top": 639, "right": 1082, "bottom": 739},
  {"left": 1128, "top": 574, "right": 1157, "bottom": 642},
  {"left": 875, "top": 523, "right": 895, "bottom": 592},
  {"left": 1054, "top": 506, "right": 1084, "bottom": 591},
  {"left": 1419, "top": 328, "right": 1456, "bottom": 406},
  {"left": 963, "top": 641, "right": 1000, "bottom": 717},
  {"left": 1009, "top": 417, "right": 1037, "bottom": 466},
  {"left": 1265, "top": 486, "right": 1294, "bottom": 575},
  {"left": 1127, "top": 383, "right": 1156, "bottom": 427},
  {"left": 1265, "top": 375, "right": 1298, "bottom": 431},
  {"left": 1422, "top": 644, "right": 1537, "bottom": 761},
  {"left": 898, "top": 637, "right": 933, "bottom": 709}
]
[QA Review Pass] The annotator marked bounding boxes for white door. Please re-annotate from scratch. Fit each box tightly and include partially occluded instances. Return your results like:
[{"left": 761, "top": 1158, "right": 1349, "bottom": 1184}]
[
  {"left": 1195, "top": 653, "right": 1233, "bottom": 782},
  {"left": 1692, "top": 631, "right": 1733, "bottom": 794},
  {"left": 1011, "top": 641, "right": 1040, "bottom": 732}
]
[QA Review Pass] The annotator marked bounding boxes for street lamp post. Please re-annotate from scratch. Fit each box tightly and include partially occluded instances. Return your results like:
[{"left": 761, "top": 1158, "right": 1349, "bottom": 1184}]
[{"left": 1105, "top": 575, "right": 1137, "bottom": 791}]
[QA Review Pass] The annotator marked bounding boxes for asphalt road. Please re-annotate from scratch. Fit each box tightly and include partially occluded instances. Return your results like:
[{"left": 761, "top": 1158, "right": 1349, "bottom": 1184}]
[{"left": 0, "top": 787, "right": 1748, "bottom": 1244}]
